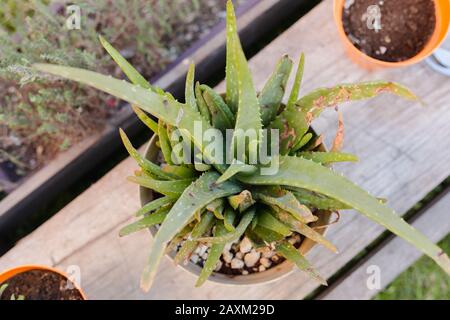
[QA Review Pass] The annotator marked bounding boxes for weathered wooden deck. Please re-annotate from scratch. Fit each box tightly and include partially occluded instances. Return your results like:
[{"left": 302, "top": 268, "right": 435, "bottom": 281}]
[{"left": 1, "top": 0, "right": 449, "bottom": 299}]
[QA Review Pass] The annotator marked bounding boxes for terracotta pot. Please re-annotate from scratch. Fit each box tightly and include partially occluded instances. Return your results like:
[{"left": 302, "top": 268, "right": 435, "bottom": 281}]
[
  {"left": 334, "top": 0, "right": 450, "bottom": 69},
  {"left": 0, "top": 265, "right": 87, "bottom": 299},
  {"left": 140, "top": 134, "right": 332, "bottom": 285}
]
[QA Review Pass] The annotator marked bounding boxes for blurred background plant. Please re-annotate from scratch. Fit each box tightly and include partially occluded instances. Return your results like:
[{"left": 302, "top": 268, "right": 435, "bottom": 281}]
[{"left": 0, "top": 0, "right": 236, "bottom": 196}]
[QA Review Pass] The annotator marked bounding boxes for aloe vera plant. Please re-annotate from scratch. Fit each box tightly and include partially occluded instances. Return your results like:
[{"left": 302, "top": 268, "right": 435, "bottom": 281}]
[{"left": 34, "top": 0, "right": 450, "bottom": 292}]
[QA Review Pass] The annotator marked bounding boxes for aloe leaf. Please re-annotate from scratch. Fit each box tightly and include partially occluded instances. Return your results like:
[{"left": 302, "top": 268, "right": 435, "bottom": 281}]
[
  {"left": 157, "top": 121, "right": 174, "bottom": 165},
  {"left": 196, "top": 221, "right": 228, "bottom": 287},
  {"left": 228, "top": 190, "right": 255, "bottom": 212},
  {"left": 223, "top": 207, "right": 236, "bottom": 232},
  {"left": 135, "top": 195, "right": 176, "bottom": 217},
  {"left": 289, "top": 188, "right": 352, "bottom": 211},
  {"left": 227, "top": 0, "right": 262, "bottom": 164},
  {"left": 276, "top": 240, "right": 327, "bottom": 285},
  {"left": 271, "top": 81, "right": 418, "bottom": 154},
  {"left": 119, "top": 128, "right": 175, "bottom": 180},
  {"left": 252, "top": 225, "right": 285, "bottom": 243},
  {"left": 185, "top": 62, "right": 198, "bottom": 111},
  {"left": 201, "top": 85, "right": 234, "bottom": 131},
  {"left": 254, "top": 187, "right": 317, "bottom": 223},
  {"left": 297, "top": 152, "right": 358, "bottom": 164},
  {"left": 195, "top": 82, "right": 211, "bottom": 123},
  {"left": 258, "top": 55, "right": 293, "bottom": 125},
  {"left": 273, "top": 209, "right": 337, "bottom": 253},
  {"left": 119, "top": 206, "right": 170, "bottom": 237},
  {"left": 99, "top": 35, "right": 152, "bottom": 90},
  {"left": 200, "top": 84, "right": 235, "bottom": 129},
  {"left": 291, "top": 132, "right": 313, "bottom": 154},
  {"left": 257, "top": 209, "right": 292, "bottom": 237},
  {"left": 141, "top": 172, "right": 241, "bottom": 291},
  {"left": 99, "top": 36, "right": 160, "bottom": 134},
  {"left": 206, "top": 198, "right": 225, "bottom": 220},
  {"left": 241, "top": 156, "right": 450, "bottom": 276},
  {"left": 286, "top": 53, "right": 305, "bottom": 110},
  {"left": 131, "top": 105, "right": 158, "bottom": 133},
  {"left": 197, "top": 208, "right": 255, "bottom": 244},
  {"left": 127, "top": 175, "right": 192, "bottom": 197},
  {"left": 217, "top": 160, "right": 257, "bottom": 184},
  {"left": 32, "top": 64, "right": 227, "bottom": 172},
  {"left": 225, "top": 0, "right": 239, "bottom": 113},
  {"left": 174, "top": 212, "right": 215, "bottom": 264},
  {"left": 162, "top": 164, "right": 197, "bottom": 179}
]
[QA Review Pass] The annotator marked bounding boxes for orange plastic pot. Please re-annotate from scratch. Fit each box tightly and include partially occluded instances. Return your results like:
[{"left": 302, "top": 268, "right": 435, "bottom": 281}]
[
  {"left": 0, "top": 265, "right": 87, "bottom": 300},
  {"left": 334, "top": 0, "right": 450, "bottom": 69}
]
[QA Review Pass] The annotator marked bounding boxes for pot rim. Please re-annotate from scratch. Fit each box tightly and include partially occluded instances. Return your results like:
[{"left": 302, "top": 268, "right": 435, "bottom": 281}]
[
  {"left": 333, "top": 0, "right": 450, "bottom": 68},
  {"left": 0, "top": 264, "right": 87, "bottom": 300},
  {"left": 139, "top": 133, "right": 332, "bottom": 286}
]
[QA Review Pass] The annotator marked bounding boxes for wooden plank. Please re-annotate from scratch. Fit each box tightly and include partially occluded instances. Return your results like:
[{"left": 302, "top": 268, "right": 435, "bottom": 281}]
[
  {"left": 319, "top": 189, "right": 450, "bottom": 300},
  {"left": 1, "top": 0, "right": 450, "bottom": 300},
  {"left": 0, "top": 0, "right": 294, "bottom": 234}
]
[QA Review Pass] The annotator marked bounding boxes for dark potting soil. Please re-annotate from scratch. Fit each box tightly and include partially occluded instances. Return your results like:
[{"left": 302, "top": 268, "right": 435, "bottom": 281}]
[
  {"left": 0, "top": 269, "right": 84, "bottom": 300},
  {"left": 342, "top": 0, "right": 436, "bottom": 62}
]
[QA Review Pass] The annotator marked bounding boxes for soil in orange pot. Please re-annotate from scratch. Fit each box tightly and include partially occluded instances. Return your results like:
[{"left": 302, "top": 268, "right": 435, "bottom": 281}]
[
  {"left": 342, "top": 0, "right": 436, "bottom": 62},
  {"left": 0, "top": 269, "right": 83, "bottom": 300}
]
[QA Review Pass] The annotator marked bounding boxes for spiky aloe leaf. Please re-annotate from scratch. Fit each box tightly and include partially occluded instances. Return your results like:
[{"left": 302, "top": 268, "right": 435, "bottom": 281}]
[
  {"left": 289, "top": 188, "right": 352, "bottom": 211},
  {"left": 257, "top": 209, "right": 292, "bottom": 237},
  {"left": 32, "top": 64, "right": 227, "bottom": 173},
  {"left": 225, "top": 0, "right": 239, "bottom": 113},
  {"left": 127, "top": 176, "right": 192, "bottom": 197},
  {"left": 254, "top": 186, "right": 316, "bottom": 223},
  {"left": 240, "top": 156, "right": 450, "bottom": 276},
  {"left": 131, "top": 105, "right": 158, "bottom": 133},
  {"left": 201, "top": 90, "right": 233, "bottom": 131},
  {"left": 271, "top": 81, "right": 418, "bottom": 154},
  {"left": 162, "top": 164, "right": 197, "bottom": 179},
  {"left": 252, "top": 225, "right": 285, "bottom": 243},
  {"left": 258, "top": 55, "right": 293, "bottom": 126},
  {"left": 196, "top": 220, "right": 228, "bottom": 287},
  {"left": 200, "top": 84, "right": 235, "bottom": 129},
  {"left": 286, "top": 53, "right": 305, "bottom": 109},
  {"left": 157, "top": 121, "right": 174, "bottom": 165},
  {"left": 119, "top": 206, "right": 170, "bottom": 237},
  {"left": 99, "top": 35, "right": 152, "bottom": 90},
  {"left": 291, "top": 132, "right": 313, "bottom": 153},
  {"left": 227, "top": 0, "right": 262, "bottom": 164},
  {"left": 273, "top": 209, "right": 337, "bottom": 253},
  {"left": 197, "top": 208, "right": 255, "bottom": 244},
  {"left": 223, "top": 207, "right": 236, "bottom": 232},
  {"left": 174, "top": 212, "right": 215, "bottom": 264},
  {"left": 135, "top": 196, "right": 175, "bottom": 217},
  {"left": 217, "top": 159, "right": 257, "bottom": 184},
  {"left": 297, "top": 152, "right": 358, "bottom": 164},
  {"left": 119, "top": 128, "right": 175, "bottom": 180},
  {"left": 185, "top": 62, "right": 198, "bottom": 111},
  {"left": 276, "top": 241, "right": 327, "bottom": 285},
  {"left": 99, "top": 36, "right": 160, "bottom": 132},
  {"left": 141, "top": 172, "right": 241, "bottom": 291},
  {"left": 195, "top": 82, "right": 211, "bottom": 123}
]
